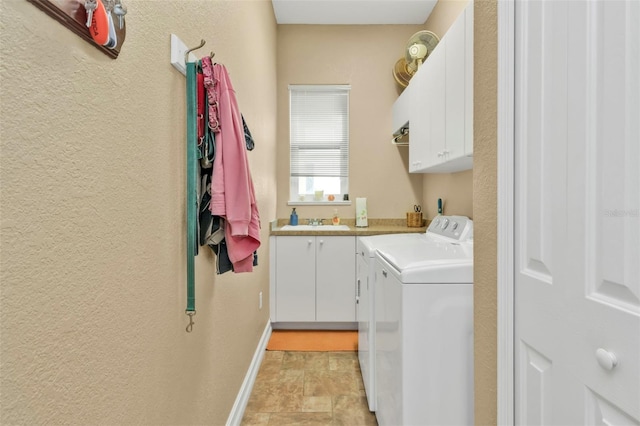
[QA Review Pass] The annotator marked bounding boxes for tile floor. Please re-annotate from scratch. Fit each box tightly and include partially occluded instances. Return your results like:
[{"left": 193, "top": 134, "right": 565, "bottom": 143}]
[{"left": 241, "top": 350, "right": 378, "bottom": 426}]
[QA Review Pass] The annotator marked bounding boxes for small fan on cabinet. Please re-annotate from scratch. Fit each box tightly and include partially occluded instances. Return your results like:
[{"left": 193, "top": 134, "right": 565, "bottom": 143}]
[{"left": 392, "top": 30, "right": 440, "bottom": 88}]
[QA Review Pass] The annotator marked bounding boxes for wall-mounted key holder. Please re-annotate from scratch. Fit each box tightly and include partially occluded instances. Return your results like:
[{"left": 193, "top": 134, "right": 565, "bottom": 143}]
[{"left": 27, "top": 0, "right": 127, "bottom": 59}]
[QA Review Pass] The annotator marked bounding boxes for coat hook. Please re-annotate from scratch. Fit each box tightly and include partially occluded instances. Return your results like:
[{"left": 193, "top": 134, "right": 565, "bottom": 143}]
[{"left": 185, "top": 39, "right": 206, "bottom": 63}]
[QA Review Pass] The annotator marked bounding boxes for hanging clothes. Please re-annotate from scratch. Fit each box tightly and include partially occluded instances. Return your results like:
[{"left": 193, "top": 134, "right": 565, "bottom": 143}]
[
  {"left": 200, "top": 60, "right": 261, "bottom": 273},
  {"left": 242, "top": 115, "right": 255, "bottom": 151},
  {"left": 201, "top": 56, "right": 220, "bottom": 133}
]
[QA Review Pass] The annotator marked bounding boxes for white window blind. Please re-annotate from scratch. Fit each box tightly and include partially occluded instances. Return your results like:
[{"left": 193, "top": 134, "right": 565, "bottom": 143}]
[{"left": 289, "top": 85, "right": 350, "bottom": 203}]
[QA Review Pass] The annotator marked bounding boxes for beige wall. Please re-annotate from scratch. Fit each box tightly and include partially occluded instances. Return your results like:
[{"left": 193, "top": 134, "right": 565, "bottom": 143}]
[
  {"left": 276, "top": 24, "right": 425, "bottom": 221},
  {"left": 0, "top": 0, "right": 277, "bottom": 424},
  {"left": 473, "top": 1, "right": 498, "bottom": 425},
  {"left": 423, "top": 169, "right": 473, "bottom": 218}
]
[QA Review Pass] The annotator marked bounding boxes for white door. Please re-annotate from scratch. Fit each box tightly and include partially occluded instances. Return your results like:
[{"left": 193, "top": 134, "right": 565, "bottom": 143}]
[{"left": 515, "top": 0, "right": 639, "bottom": 424}]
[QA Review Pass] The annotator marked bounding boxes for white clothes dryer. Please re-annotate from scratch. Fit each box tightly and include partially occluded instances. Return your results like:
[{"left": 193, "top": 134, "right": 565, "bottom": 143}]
[{"left": 374, "top": 216, "right": 474, "bottom": 426}]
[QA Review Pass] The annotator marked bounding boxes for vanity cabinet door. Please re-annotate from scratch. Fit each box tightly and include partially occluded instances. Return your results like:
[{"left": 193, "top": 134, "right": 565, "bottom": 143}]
[
  {"left": 316, "top": 236, "right": 356, "bottom": 322},
  {"left": 275, "top": 236, "right": 316, "bottom": 322}
]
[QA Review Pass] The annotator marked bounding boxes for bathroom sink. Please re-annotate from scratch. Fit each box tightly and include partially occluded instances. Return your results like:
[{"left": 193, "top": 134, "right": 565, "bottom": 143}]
[{"left": 280, "top": 225, "right": 350, "bottom": 231}]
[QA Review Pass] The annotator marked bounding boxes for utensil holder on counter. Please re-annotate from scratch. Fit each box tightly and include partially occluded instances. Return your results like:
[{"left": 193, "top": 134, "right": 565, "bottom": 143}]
[{"left": 406, "top": 211, "right": 423, "bottom": 227}]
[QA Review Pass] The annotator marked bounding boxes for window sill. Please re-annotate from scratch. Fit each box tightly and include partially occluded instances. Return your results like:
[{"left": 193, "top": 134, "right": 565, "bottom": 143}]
[{"left": 288, "top": 201, "right": 352, "bottom": 206}]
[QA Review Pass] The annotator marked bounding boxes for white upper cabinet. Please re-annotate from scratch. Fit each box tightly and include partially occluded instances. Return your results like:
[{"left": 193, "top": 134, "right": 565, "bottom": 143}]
[
  {"left": 410, "top": 43, "right": 446, "bottom": 172},
  {"left": 443, "top": 7, "right": 466, "bottom": 163},
  {"left": 393, "top": 1, "right": 474, "bottom": 173}
]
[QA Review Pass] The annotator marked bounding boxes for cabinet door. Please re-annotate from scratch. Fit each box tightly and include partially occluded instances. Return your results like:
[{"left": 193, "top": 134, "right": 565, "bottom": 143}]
[
  {"left": 427, "top": 44, "right": 447, "bottom": 169},
  {"left": 275, "top": 236, "right": 316, "bottom": 322},
  {"left": 316, "top": 236, "right": 356, "bottom": 322},
  {"left": 408, "top": 65, "right": 429, "bottom": 172},
  {"left": 409, "top": 43, "right": 446, "bottom": 173},
  {"left": 413, "top": 43, "right": 446, "bottom": 172},
  {"left": 445, "top": 8, "right": 466, "bottom": 161}
]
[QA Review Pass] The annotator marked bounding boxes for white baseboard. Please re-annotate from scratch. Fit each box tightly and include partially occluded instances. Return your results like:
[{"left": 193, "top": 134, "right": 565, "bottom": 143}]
[{"left": 226, "top": 321, "right": 272, "bottom": 426}]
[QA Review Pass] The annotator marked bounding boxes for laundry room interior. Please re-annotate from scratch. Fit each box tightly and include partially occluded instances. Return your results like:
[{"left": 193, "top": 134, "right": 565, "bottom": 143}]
[
  {"left": 3, "top": 0, "right": 637, "bottom": 425},
  {"left": 0, "top": 0, "right": 494, "bottom": 423}
]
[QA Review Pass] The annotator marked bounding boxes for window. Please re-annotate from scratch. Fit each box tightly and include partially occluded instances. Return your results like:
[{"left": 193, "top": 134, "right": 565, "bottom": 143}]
[{"left": 289, "top": 85, "right": 350, "bottom": 203}]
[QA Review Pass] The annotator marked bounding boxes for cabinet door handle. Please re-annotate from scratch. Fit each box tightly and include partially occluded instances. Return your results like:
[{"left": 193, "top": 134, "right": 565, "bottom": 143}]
[
  {"left": 595, "top": 348, "right": 618, "bottom": 370},
  {"left": 382, "top": 270, "right": 388, "bottom": 277},
  {"left": 307, "top": 240, "right": 313, "bottom": 245},
  {"left": 319, "top": 240, "right": 324, "bottom": 245}
]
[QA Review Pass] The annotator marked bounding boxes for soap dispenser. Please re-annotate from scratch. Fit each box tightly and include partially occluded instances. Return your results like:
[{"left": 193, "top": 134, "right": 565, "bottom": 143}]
[{"left": 289, "top": 208, "right": 298, "bottom": 226}]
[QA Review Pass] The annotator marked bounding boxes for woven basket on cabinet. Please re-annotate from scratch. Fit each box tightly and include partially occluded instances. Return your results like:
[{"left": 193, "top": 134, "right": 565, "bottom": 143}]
[{"left": 406, "top": 212, "right": 423, "bottom": 227}]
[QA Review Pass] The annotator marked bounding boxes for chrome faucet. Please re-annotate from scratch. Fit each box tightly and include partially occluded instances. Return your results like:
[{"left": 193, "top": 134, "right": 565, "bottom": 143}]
[{"left": 308, "top": 218, "right": 322, "bottom": 226}]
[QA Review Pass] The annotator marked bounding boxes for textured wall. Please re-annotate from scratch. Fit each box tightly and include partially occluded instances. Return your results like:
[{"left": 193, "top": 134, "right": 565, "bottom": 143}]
[
  {"left": 0, "top": 0, "right": 277, "bottom": 424},
  {"left": 473, "top": 1, "right": 499, "bottom": 424},
  {"left": 276, "top": 24, "right": 425, "bottom": 221}
]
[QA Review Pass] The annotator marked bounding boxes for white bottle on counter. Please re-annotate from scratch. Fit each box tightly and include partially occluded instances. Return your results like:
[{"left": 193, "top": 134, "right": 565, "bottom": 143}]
[{"left": 356, "top": 197, "right": 368, "bottom": 227}]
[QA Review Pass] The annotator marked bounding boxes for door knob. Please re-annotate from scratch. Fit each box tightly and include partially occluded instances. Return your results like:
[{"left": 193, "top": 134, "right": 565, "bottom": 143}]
[{"left": 595, "top": 348, "right": 618, "bottom": 370}]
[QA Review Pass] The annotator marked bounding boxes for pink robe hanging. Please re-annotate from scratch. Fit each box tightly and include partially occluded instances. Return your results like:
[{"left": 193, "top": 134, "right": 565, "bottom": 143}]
[{"left": 208, "top": 63, "right": 260, "bottom": 272}]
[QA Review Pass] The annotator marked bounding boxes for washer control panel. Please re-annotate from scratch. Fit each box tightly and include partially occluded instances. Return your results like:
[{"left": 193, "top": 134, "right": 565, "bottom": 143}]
[{"left": 427, "top": 215, "right": 473, "bottom": 241}]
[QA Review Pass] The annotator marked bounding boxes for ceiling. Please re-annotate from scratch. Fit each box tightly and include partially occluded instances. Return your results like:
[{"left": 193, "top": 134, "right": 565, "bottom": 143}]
[{"left": 271, "top": 0, "right": 438, "bottom": 25}]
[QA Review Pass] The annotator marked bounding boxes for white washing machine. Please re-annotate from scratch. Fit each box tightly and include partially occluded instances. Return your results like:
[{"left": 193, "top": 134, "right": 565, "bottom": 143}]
[
  {"left": 356, "top": 233, "right": 424, "bottom": 411},
  {"left": 374, "top": 216, "right": 474, "bottom": 426}
]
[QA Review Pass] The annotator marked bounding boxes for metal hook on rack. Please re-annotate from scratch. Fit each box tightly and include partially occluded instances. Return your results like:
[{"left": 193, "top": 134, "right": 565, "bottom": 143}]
[{"left": 185, "top": 39, "right": 206, "bottom": 63}]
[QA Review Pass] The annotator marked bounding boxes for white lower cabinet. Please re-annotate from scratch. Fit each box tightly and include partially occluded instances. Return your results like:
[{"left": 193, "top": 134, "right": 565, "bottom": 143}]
[
  {"left": 274, "top": 236, "right": 316, "bottom": 321},
  {"left": 273, "top": 236, "right": 356, "bottom": 323}
]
